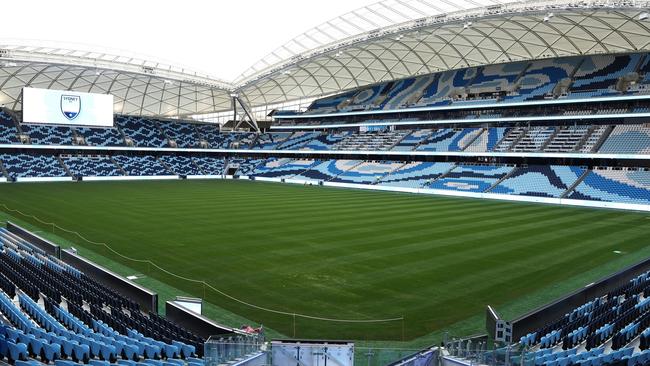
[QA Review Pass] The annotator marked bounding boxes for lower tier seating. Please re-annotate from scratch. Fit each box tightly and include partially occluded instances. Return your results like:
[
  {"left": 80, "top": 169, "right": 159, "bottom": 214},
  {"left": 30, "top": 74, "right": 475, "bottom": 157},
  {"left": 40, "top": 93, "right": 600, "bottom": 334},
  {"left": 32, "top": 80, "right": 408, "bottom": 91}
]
[
  {"left": 429, "top": 164, "right": 514, "bottom": 193},
  {"left": 568, "top": 167, "right": 650, "bottom": 205},
  {"left": 489, "top": 165, "right": 585, "bottom": 198},
  {"left": 112, "top": 155, "right": 171, "bottom": 176}
]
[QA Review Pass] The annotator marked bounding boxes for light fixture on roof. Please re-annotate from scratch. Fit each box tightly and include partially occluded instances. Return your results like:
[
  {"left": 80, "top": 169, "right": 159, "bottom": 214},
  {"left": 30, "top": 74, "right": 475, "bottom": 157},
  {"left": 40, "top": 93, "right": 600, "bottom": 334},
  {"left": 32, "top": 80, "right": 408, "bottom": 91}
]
[
  {"left": 334, "top": 50, "right": 343, "bottom": 58},
  {"left": 463, "top": 21, "right": 472, "bottom": 29},
  {"left": 640, "top": 12, "right": 649, "bottom": 21},
  {"left": 164, "top": 79, "right": 174, "bottom": 85},
  {"left": 543, "top": 12, "right": 554, "bottom": 22},
  {"left": 282, "top": 70, "right": 292, "bottom": 75}
]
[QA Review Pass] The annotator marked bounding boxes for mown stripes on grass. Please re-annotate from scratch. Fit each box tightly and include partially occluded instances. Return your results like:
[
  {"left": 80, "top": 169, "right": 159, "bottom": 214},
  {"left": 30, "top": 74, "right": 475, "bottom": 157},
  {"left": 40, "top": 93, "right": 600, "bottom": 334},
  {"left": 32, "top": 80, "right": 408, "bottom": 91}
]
[{"left": 0, "top": 179, "right": 648, "bottom": 341}]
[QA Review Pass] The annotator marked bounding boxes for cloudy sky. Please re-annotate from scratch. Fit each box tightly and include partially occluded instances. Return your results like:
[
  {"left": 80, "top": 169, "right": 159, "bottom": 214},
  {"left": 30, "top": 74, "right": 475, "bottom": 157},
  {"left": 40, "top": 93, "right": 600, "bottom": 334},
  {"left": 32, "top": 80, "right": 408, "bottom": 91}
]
[{"left": 2, "top": 0, "right": 378, "bottom": 81}]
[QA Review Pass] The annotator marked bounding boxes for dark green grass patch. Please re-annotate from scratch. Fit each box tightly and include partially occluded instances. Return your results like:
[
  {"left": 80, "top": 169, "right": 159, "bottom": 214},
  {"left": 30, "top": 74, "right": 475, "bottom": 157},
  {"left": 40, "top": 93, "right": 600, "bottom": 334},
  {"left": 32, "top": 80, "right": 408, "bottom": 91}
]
[{"left": 0, "top": 179, "right": 648, "bottom": 341}]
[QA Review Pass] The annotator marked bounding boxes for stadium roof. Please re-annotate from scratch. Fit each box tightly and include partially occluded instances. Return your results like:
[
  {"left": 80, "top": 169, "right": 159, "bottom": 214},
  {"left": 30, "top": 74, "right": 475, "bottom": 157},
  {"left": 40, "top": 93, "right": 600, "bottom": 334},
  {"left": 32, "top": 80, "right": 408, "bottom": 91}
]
[
  {"left": 235, "top": 0, "right": 650, "bottom": 108},
  {"left": 1, "top": 0, "right": 650, "bottom": 118}
]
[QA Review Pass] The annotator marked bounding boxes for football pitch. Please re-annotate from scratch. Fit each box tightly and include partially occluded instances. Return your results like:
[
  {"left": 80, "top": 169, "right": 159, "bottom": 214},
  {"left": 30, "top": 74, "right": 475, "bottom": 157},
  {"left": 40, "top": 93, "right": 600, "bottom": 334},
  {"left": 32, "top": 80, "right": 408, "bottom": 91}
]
[{"left": 0, "top": 179, "right": 649, "bottom": 342}]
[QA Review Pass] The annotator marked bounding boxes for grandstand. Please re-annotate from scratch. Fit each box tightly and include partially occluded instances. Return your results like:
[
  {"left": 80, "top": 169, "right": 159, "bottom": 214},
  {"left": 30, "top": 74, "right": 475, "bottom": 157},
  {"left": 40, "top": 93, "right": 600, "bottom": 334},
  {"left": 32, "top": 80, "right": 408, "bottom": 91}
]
[{"left": 3, "top": 0, "right": 650, "bottom": 365}]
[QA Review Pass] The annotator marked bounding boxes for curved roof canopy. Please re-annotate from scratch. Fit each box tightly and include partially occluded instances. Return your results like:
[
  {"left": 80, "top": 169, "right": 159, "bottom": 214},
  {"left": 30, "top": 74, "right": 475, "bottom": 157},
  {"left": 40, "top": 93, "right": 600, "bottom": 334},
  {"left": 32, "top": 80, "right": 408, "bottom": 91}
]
[
  {"left": 236, "top": 0, "right": 650, "bottom": 108},
  {"left": 1, "top": 0, "right": 650, "bottom": 118},
  {"left": 0, "top": 43, "right": 234, "bottom": 118}
]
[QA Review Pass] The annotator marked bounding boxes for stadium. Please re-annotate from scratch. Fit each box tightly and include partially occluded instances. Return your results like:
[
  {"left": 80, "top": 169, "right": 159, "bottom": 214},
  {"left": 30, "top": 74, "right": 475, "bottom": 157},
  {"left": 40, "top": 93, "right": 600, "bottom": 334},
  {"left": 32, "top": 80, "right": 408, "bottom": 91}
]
[{"left": 2, "top": 0, "right": 650, "bottom": 365}]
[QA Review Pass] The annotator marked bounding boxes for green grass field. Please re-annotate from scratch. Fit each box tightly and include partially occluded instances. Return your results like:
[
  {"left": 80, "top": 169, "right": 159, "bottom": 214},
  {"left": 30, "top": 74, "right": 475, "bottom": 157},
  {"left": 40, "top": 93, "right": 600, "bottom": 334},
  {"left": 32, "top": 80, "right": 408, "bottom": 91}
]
[{"left": 0, "top": 179, "right": 649, "bottom": 342}]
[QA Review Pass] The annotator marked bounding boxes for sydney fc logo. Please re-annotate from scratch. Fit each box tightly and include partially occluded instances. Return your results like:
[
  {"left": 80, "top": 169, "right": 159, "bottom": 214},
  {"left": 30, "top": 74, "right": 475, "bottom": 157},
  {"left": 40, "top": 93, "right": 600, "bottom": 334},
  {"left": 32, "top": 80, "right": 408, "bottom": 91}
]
[{"left": 61, "top": 95, "right": 81, "bottom": 120}]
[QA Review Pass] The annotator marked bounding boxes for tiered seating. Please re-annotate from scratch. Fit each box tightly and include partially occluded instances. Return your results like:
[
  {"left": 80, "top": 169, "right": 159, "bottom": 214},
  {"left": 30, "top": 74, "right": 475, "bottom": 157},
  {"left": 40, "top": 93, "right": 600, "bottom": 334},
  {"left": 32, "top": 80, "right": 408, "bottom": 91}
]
[
  {"left": 301, "top": 131, "right": 353, "bottom": 150},
  {"left": 195, "top": 125, "right": 228, "bottom": 148},
  {"left": 490, "top": 165, "right": 584, "bottom": 197},
  {"left": 291, "top": 160, "right": 361, "bottom": 182},
  {"left": 598, "top": 124, "right": 650, "bottom": 154},
  {"left": 416, "top": 68, "right": 476, "bottom": 107},
  {"left": 61, "top": 156, "right": 122, "bottom": 177},
  {"left": 466, "top": 62, "right": 528, "bottom": 94},
  {"left": 578, "top": 125, "right": 609, "bottom": 153},
  {"left": 158, "top": 155, "right": 202, "bottom": 176},
  {"left": 306, "top": 89, "right": 358, "bottom": 114},
  {"left": 233, "top": 133, "right": 257, "bottom": 149},
  {"left": 429, "top": 164, "right": 513, "bottom": 193},
  {"left": 251, "top": 133, "right": 291, "bottom": 150},
  {"left": 516, "top": 270, "right": 650, "bottom": 366},
  {"left": 415, "top": 128, "right": 482, "bottom": 152},
  {"left": 21, "top": 125, "right": 73, "bottom": 145},
  {"left": 543, "top": 125, "right": 591, "bottom": 152},
  {"left": 377, "top": 162, "right": 455, "bottom": 188},
  {"left": 0, "top": 228, "right": 205, "bottom": 363},
  {"left": 112, "top": 155, "right": 171, "bottom": 176},
  {"left": 0, "top": 110, "right": 19, "bottom": 144},
  {"left": 510, "top": 127, "right": 556, "bottom": 152},
  {"left": 330, "top": 161, "right": 403, "bottom": 184},
  {"left": 230, "top": 158, "right": 264, "bottom": 176},
  {"left": 158, "top": 122, "right": 199, "bottom": 148},
  {"left": 464, "top": 127, "right": 508, "bottom": 152},
  {"left": 115, "top": 117, "right": 167, "bottom": 148},
  {"left": 571, "top": 54, "right": 641, "bottom": 95},
  {"left": 192, "top": 157, "right": 225, "bottom": 175},
  {"left": 252, "top": 159, "right": 319, "bottom": 179},
  {"left": 338, "top": 84, "right": 388, "bottom": 111},
  {"left": 391, "top": 130, "right": 432, "bottom": 151},
  {"left": 568, "top": 167, "right": 650, "bottom": 205},
  {"left": 335, "top": 130, "right": 408, "bottom": 150},
  {"left": 505, "top": 57, "right": 581, "bottom": 102},
  {"left": 381, "top": 74, "right": 437, "bottom": 110},
  {"left": 0, "top": 154, "right": 67, "bottom": 179},
  {"left": 276, "top": 132, "right": 321, "bottom": 150},
  {"left": 73, "top": 127, "right": 124, "bottom": 147}
]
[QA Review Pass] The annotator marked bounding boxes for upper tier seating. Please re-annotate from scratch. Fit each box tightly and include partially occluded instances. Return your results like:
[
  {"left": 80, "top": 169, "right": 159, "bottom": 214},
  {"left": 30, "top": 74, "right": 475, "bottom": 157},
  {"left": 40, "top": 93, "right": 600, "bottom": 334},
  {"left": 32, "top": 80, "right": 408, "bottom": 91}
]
[
  {"left": 252, "top": 159, "right": 319, "bottom": 179},
  {"left": 571, "top": 54, "right": 641, "bottom": 95},
  {"left": 598, "top": 124, "right": 650, "bottom": 154},
  {"left": 158, "top": 155, "right": 202, "bottom": 176},
  {"left": 568, "top": 167, "right": 650, "bottom": 205},
  {"left": 0, "top": 154, "right": 67, "bottom": 179},
  {"left": 73, "top": 127, "right": 124, "bottom": 147},
  {"left": 330, "top": 161, "right": 403, "bottom": 184},
  {"left": 500, "top": 57, "right": 581, "bottom": 103},
  {"left": 115, "top": 116, "right": 167, "bottom": 148},
  {"left": 233, "top": 133, "right": 258, "bottom": 149},
  {"left": 112, "top": 155, "right": 171, "bottom": 176},
  {"left": 291, "top": 160, "right": 361, "bottom": 182},
  {"left": 21, "top": 125, "right": 73, "bottom": 145},
  {"left": 415, "top": 128, "right": 482, "bottom": 152},
  {"left": 416, "top": 68, "right": 477, "bottom": 107},
  {"left": 391, "top": 130, "right": 433, "bottom": 151},
  {"left": 276, "top": 132, "right": 321, "bottom": 150},
  {"left": 306, "top": 89, "right": 358, "bottom": 114},
  {"left": 489, "top": 165, "right": 585, "bottom": 197},
  {"left": 429, "top": 164, "right": 514, "bottom": 193},
  {"left": 251, "top": 133, "right": 292, "bottom": 150},
  {"left": 192, "top": 156, "right": 225, "bottom": 175},
  {"left": 466, "top": 62, "right": 528, "bottom": 94},
  {"left": 338, "top": 84, "right": 389, "bottom": 112},
  {"left": 195, "top": 124, "right": 229, "bottom": 148},
  {"left": 62, "top": 156, "right": 122, "bottom": 177},
  {"left": 381, "top": 75, "right": 437, "bottom": 110},
  {"left": 377, "top": 162, "right": 455, "bottom": 189},
  {"left": 158, "top": 122, "right": 200, "bottom": 148},
  {"left": 0, "top": 110, "right": 19, "bottom": 144},
  {"left": 464, "top": 127, "right": 509, "bottom": 152},
  {"left": 579, "top": 125, "right": 609, "bottom": 153}
]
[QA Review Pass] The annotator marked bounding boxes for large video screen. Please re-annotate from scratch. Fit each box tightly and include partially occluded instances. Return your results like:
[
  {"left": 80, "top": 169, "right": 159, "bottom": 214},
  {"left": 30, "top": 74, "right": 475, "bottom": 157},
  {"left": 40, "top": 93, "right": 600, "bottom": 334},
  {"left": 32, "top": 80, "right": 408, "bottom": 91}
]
[{"left": 22, "top": 87, "right": 114, "bottom": 127}]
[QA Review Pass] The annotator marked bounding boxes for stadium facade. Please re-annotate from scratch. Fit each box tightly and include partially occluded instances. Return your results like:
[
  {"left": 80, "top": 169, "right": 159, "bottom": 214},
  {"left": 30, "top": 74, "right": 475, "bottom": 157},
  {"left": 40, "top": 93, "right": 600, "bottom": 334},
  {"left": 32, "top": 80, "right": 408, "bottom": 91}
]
[{"left": 2, "top": 0, "right": 650, "bottom": 365}]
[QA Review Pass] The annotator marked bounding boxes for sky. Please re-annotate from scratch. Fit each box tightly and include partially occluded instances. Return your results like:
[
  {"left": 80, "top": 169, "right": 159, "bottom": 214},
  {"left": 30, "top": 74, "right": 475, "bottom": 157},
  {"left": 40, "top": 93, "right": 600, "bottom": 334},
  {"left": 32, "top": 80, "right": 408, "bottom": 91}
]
[{"left": 2, "top": 0, "right": 377, "bottom": 82}]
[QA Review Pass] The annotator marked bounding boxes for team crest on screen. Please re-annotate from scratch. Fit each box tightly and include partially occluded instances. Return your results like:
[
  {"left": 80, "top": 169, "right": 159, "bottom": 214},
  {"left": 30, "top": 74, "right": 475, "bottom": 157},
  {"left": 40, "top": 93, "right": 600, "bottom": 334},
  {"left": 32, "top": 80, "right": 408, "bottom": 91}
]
[{"left": 61, "top": 95, "right": 81, "bottom": 120}]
